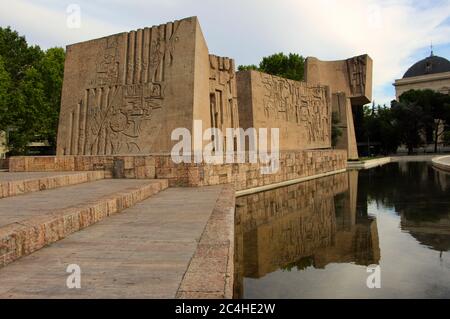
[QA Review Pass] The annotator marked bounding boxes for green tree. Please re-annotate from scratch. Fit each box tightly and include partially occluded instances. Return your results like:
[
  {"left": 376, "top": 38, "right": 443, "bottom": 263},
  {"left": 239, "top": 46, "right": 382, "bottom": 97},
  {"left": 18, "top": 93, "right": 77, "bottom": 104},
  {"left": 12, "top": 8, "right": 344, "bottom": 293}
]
[
  {"left": 391, "top": 99, "right": 425, "bottom": 155},
  {"left": 443, "top": 131, "right": 450, "bottom": 146},
  {"left": 0, "top": 27, "right": 43, "bottom": 82},
  {"left": 376, "top": 106, "right": 401, "bottom": 154},
  {"left": 357, "top": 104, "right": 400, "bottom": 156},
  {"left": 34, "top": 47, "right": 65, "bottom": 148},
  {"left": 238, "top": 52, "right": 305, "bottom": 81},
  {"left": 237, "top": 64, "right": 258, "bottom": 71},
  {"left": 399, "top": 89, "right": 450, "bottom": 152},
  {"left": 0, "top": 27, "right": 65, "bottom": 155},
  {"left": 0, "top": 56, "right": 10, "bottom": 113}
]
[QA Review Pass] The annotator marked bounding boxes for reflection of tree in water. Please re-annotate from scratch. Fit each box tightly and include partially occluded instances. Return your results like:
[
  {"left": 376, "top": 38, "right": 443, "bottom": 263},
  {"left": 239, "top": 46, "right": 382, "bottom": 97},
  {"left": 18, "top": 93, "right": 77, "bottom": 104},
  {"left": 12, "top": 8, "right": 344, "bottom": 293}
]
[
  {"left": 357, "top": 162, "right": 450, "bottom": 252},
  {"left": 358, "top": 162, "right": 450, "bottom": 222},
  {"left": 283, "top": 256, "right": 315, "bottom": 272}
]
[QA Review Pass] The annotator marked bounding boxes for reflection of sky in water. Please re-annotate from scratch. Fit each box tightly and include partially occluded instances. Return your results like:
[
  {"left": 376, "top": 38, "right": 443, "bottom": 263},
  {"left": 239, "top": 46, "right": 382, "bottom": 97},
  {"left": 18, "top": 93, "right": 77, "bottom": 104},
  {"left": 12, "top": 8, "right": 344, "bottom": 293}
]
[{"left": 240, "top": 163, "right": 450, "bottom": 299}]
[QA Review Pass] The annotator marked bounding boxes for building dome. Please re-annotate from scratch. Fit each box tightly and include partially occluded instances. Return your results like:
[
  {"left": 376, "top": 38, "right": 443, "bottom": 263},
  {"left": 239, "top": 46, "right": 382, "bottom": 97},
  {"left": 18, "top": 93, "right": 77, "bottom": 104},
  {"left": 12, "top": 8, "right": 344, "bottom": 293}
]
[{"left": 403, "top": 54, "right": 450, "bottom": 78}]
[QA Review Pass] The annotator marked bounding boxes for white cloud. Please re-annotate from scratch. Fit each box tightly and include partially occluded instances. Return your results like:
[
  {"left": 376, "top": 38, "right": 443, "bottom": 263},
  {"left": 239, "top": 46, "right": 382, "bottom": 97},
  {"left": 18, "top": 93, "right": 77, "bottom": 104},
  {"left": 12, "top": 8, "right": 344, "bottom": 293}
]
[
  {"left": 1, "top": 0, "right": 450, "bottom": 105},
  {"left": 266, "top": 0, "right": 450, "bottom": 103},
  {"left": 0, "top": 0, "right": 125, "bottom": 48}
]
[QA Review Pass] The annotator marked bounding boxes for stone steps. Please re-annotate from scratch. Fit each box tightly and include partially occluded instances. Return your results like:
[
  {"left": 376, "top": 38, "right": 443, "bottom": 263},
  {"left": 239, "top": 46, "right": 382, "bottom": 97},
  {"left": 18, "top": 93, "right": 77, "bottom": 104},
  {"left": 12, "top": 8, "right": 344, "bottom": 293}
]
[
  {"left": 0, "top": 185, "right": 234, "bottom": 299},
  {"left": 0, "top": 171, "right": 105, "bottom": 199},
  {"left": 0, "top": 179, "right": 168, "bottom": 268}
]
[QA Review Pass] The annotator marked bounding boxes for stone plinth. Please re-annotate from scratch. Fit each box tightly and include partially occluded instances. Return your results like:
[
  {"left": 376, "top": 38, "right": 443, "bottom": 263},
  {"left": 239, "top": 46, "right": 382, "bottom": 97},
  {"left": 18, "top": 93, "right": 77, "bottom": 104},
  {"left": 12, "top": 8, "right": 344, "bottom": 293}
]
[{"left": 9, "top": 149, "right": 347, "bottom": 191}]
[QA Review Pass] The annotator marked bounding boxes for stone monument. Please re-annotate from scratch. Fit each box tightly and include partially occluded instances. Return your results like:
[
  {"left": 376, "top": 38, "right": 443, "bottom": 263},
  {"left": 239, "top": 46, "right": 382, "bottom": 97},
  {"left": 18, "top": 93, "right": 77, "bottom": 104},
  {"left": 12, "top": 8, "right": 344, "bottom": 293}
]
[
  {"left": 56, "top": 16, "right": 238, "bottom": 156},
  {"left": 7, "top": 16, "right": 374, "bottom": 188},
  {"left": 305, "top": 55, "right": 373, "bottom": 160},
  {"left": 56, "top": 16, "right": 372, "bottom": 160},
  {"left": 237, "top": 71, "right": 331, "bottom": 151}
]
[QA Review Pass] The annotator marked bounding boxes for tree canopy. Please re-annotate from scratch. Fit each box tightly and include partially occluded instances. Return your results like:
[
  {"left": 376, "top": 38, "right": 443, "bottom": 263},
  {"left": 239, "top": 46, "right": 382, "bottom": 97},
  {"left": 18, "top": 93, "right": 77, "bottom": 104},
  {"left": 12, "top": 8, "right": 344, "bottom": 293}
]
[
  {"left": 397, "top": 89, "right": 450, "bottom": 152},
  {"left": 238, "top": 52, "right": 305, "bottom": 81},
  {"left": 0, "top": 27, "right": 65, "bottom": 155},
  {"left": 358, "top": 90, "right": 450, "bottom": 155},
  {"left": 357, "top": 104, "right": 401, "bottom": 156}
]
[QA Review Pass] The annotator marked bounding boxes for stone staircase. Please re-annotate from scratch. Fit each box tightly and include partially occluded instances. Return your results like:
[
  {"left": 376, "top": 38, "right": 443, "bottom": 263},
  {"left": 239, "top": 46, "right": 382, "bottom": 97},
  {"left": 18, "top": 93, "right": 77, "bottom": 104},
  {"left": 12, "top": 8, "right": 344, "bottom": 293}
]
[
  {"left": 0, "top": 171, "right": 168, "bottom": 268},
  {"left": 0, "top": 185, "right": 233, "bottom": 299},
  {"left": 0, "top": 171, "right": 105, "bottom": 199}
]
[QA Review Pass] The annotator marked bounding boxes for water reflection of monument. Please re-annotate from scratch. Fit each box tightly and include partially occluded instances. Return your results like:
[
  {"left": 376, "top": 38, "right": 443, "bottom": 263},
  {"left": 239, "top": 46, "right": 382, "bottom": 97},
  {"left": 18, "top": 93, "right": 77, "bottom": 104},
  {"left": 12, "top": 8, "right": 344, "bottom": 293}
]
[{"left": 235, "top": 170, "right": 380, "bottom": 286}]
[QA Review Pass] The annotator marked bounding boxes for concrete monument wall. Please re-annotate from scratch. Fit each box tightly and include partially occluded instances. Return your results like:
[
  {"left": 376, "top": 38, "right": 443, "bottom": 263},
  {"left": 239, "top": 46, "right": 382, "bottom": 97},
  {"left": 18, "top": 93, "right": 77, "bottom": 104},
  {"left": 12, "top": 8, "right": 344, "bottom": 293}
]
[
  {"left": 237, "top": 70, "right": 332, "bottom": 151},
  {"left": 56, "top": 15, "right": 371, "bottom": 161},
  {"left": 305, "top": 55, "right": 373, "bottom": 160},
  {"left": 11, "top": 17, "right": 374, "bottom": 192},
  {"left": 57, "top": 16, "right": 222, "bottom": 156}
]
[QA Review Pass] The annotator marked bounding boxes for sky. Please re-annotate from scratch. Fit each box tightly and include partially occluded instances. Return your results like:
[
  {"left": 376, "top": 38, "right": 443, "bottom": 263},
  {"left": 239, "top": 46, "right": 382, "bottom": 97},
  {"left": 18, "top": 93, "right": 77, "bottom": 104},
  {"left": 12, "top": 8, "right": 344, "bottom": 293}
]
[{"left": 1, "top": 0, "right": 450, "bottom": 106}]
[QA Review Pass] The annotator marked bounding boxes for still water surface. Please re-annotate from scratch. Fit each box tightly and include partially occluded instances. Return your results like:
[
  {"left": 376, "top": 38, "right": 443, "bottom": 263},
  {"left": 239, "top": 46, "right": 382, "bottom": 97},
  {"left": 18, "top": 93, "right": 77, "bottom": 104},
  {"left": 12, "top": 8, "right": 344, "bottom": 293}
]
[{"left": 235, "top": 162, "right": 450, "bottom": 298}]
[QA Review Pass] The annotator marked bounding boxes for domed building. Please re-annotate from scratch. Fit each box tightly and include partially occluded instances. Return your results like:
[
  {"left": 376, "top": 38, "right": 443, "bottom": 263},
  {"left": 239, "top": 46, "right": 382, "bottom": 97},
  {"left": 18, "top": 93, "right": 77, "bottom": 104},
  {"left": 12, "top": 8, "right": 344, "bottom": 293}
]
[{"left": 394, "top": 52, "right": 450, "bottom": 99}]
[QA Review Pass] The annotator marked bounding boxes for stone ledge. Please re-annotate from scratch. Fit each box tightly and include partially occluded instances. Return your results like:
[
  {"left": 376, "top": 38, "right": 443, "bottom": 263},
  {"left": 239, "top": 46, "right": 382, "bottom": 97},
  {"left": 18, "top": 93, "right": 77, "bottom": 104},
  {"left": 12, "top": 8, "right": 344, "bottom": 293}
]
[
  {"left": 0, "top": 171, "right": 105, "bottom": 199},
  {"left": 347, "top": 157, "right": 391, "bottom": 170},
  {"left": 176, "top": 184, "right": 235, "bottom": 299},
  {"left": 0, "top": 179, "right": 168, "bottom": 269},
  {"left": 432, "top": 155, "right": 450, "bottom": 172},
  {"left": 347, "top": 155, "right": 448, "bottom": 171},
  {"left": 9, "top": 150, "right": 347, "bottom": 192},
  {"left": 235, "top": 168, "right": 347, "bottom": 197}
]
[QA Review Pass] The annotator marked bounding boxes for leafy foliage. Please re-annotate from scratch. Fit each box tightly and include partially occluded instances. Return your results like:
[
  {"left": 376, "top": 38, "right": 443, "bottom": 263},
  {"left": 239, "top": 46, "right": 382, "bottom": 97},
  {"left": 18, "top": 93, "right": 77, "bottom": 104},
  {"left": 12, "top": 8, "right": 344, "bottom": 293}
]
[
  {"left": 0, "top": 27, "right": 65, "bottom": 155},
  {"left": 359, "top": 104, "right": 401, "bottom": 155},
  {"left": 398, "top": 89, "right": 450, "bottom": 152},
  {"left": 358, "top": 90, "right": 450, "bottom": 155},
  {"left": 390, "top": 99, "right": 426, "bottom": 154},
  {"left": 443, "top": 131, "right": 450, "bottom": 146},
  {"left": 237, "top": 64, "right": 258, "bottom": 71},
  {"left": 238, "top": 52, "right": 305, "bottom": 81}
]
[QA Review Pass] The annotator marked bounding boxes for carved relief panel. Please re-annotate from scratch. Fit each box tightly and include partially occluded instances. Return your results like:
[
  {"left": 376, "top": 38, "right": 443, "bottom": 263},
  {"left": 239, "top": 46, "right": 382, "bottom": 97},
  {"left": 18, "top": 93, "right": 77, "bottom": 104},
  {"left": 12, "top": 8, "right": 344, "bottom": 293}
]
[
  {"left": 63, "top": 20, "right": 185, "bottom": 155},
  {"left": 347, "top": 55, "right": 367, "bottom": 98},
  {"left": 259, "top": 73, "right": 331, "bottom": 145},
  {"left": 209, "top": 55, "right": 239, "bottom": 151}
]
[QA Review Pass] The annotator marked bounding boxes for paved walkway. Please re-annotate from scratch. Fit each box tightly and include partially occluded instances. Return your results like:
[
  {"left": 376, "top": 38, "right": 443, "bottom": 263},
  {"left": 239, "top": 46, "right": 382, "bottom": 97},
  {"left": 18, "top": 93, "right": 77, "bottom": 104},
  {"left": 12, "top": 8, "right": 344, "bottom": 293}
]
[
  {"left": 0, "top": 186, "right": 223, "bottom": 298},
  {"left": 0, "top": 179, "right": 153, "bottom": 226}
]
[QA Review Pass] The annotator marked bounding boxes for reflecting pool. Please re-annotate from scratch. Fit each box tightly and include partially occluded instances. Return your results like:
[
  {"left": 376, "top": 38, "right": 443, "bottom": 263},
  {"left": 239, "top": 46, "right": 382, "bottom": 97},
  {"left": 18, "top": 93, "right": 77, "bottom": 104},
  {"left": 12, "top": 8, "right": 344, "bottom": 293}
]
[{"left": 234, "top": 162, "right": 450, "bottom": 298}]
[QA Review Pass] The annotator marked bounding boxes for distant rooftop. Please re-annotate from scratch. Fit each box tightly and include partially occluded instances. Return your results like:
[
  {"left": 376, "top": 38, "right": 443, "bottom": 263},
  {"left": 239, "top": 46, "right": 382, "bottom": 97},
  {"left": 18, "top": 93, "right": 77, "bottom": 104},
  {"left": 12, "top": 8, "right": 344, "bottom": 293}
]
[{"left": 403, "top": 53, "right": 450, "bottom": 78}]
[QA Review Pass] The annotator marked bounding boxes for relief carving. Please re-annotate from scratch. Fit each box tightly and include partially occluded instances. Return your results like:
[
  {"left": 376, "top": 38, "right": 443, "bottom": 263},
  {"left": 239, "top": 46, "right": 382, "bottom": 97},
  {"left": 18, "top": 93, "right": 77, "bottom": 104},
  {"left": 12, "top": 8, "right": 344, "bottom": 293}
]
[
  {"left": 259, "top": 73, "right": 330, "bottom": 144},
  {"left": 71, "top": 21, "right": 183, "bottom": 155},
  {"left": 347, "top": 55, "right": 367, "bottom": 97},
  {"left": 209, "top": 55, "right": 239, "bottom": 152},
  {"left": 89, "top": 35, "right": 121, "bottom": 88}
]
